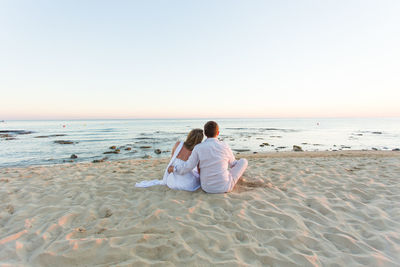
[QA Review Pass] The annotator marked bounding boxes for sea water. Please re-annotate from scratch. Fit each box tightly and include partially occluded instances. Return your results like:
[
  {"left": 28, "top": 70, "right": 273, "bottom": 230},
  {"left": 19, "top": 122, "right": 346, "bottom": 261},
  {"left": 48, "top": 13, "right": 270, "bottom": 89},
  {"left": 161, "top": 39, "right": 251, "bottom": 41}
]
[{"left": 0, "top": 118, "right": 399, "bottom": 167}]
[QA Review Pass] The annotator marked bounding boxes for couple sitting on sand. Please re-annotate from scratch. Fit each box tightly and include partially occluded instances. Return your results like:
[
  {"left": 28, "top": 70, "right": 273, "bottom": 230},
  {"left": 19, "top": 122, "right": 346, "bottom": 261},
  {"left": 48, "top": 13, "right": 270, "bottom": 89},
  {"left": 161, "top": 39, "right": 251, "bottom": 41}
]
[{"left": 136, "top": 121, "right": 248, "bottom": 193}]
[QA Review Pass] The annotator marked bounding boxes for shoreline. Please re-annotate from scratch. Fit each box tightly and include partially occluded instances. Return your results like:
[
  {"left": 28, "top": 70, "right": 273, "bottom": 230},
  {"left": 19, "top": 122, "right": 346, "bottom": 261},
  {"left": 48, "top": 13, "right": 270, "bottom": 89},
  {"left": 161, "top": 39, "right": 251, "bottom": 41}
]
[
  {"left": 239, "top": 149, "right": 400, "bottom": 158},
  {"left": 1, "top": 150, "right": 399, "bottom": 171}
]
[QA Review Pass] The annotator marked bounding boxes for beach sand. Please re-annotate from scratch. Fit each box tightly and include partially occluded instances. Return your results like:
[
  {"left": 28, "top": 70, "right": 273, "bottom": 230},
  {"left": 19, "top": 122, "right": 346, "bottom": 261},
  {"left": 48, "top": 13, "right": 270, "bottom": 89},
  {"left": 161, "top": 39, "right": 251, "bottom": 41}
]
[{"left": 1, "top": 151, "right": 399, "bottom": 266}]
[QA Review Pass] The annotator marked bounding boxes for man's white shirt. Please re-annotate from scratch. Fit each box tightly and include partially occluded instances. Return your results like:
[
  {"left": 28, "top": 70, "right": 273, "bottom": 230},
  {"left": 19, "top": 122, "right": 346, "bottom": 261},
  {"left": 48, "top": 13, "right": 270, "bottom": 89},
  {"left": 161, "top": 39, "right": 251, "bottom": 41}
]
[{"left": 174, "top": 137, "right": 238, "bottom": 193}]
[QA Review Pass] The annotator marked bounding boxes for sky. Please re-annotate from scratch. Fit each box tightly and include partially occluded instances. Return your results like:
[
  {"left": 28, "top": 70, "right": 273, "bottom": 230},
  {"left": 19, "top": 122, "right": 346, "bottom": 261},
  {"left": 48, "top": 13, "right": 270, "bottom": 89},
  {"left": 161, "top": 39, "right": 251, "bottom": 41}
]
[{"left": 1, "top": 0, "right": 399, "bottom": 119}]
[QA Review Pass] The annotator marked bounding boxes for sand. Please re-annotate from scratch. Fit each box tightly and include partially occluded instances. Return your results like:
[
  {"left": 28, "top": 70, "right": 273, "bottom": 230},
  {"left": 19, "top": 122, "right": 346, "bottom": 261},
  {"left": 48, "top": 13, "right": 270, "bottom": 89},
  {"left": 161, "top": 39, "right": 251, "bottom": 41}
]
[{"left": 1, "top": 151, "right": 399, "bottom": 266}]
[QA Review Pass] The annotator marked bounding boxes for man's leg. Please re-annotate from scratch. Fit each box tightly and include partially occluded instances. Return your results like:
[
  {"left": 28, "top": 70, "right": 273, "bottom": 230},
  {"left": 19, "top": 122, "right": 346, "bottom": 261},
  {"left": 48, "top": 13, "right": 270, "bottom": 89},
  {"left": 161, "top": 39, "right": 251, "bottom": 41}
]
[{"left": 228, "top": 158, "right": 248, "bottom": 190}]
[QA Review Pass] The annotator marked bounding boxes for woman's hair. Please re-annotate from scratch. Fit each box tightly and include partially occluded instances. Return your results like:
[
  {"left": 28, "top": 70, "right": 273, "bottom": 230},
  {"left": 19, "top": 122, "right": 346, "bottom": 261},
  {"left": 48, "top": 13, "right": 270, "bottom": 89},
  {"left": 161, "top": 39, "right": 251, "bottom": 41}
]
[{"left": 184, "top": 128, "right": 204, "bottom": 151}]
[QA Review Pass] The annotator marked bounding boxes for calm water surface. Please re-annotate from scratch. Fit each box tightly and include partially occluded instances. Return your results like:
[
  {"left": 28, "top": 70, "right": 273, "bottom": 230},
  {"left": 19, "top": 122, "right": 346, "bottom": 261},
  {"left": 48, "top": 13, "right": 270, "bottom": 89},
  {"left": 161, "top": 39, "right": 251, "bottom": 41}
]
[{"left": 0, "top": 118, "right": 399, "bottom": 167}]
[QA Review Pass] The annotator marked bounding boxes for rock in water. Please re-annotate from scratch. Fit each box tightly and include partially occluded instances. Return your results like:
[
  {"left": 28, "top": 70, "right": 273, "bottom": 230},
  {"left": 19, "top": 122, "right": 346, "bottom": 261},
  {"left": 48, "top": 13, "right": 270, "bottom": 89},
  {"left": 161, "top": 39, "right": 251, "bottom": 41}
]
[
  {"left": 109, "top": 146, "right": 116, "bottom": 149},
  {"left": 154, "top": 149, "right": 162, "bottom": 154},
  {"left": 104, "top": 150, "right": 120, "bottom": 154},
  {"left": 93, "top": 157, "right": 108, "bottom": 163},
  {"left": 54, "top": 140, "right": 76, "bottom": 144},
  {"left": 0, "top": 130, "right": 33, "bottom": 135},
  {"left": 232, "top": 149, "right": 251, "bottom": 152},
  {"left": 393, "top": 148, "right": 400, "bottom": 151},
  {"left": 70, "top": 154, "right": 78, "bottom": 159},
  {"left": 35, "top": 134, "right": 67, "bottom": 138},
  {"left": 293, "top": 145, "right": 303, "bottom": 152}
]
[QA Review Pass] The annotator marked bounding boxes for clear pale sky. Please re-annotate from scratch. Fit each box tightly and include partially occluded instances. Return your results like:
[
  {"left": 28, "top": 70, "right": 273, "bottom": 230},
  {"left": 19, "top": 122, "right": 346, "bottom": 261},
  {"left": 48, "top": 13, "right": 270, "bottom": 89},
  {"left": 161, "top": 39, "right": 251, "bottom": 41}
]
[{"left": 1, "top": 0, "right": 399, "bottom": 119}]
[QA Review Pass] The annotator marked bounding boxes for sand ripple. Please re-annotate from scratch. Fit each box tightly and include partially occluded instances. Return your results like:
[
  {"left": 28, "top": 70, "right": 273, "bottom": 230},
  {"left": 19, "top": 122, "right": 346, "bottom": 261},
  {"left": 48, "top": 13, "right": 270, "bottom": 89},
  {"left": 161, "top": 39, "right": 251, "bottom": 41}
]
[{"left": 0, "top": 152, "right": 399, "bottom": 266}]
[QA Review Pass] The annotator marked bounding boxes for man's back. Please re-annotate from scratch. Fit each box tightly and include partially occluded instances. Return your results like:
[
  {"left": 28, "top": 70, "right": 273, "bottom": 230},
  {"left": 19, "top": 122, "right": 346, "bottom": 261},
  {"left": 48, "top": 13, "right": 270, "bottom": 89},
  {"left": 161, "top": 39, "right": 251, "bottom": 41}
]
[{"left": 194, "top": 137, "right": 236, "bottom": 193}]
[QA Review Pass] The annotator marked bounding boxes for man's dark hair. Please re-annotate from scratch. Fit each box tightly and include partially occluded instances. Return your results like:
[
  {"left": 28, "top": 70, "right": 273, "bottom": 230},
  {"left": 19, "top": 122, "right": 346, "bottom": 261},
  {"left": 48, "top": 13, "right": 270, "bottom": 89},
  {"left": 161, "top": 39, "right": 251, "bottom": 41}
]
[{"left": 204, "top": 121, "right": 219, "bottom": 137}]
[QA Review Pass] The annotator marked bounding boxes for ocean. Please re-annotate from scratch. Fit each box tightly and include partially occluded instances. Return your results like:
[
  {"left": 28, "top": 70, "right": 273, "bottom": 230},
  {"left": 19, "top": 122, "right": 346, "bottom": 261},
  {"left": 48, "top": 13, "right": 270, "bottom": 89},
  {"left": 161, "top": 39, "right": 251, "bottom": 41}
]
[{"left": 0, "top": 118, "right": 399, "bottom": 167}]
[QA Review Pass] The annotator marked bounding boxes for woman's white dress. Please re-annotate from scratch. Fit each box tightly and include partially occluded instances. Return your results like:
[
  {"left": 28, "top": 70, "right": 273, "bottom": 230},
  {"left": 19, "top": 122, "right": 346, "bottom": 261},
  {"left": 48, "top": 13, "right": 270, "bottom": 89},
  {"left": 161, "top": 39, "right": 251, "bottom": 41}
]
[{"left": 135, "top": 141, "right": 200, "bottom": 192}]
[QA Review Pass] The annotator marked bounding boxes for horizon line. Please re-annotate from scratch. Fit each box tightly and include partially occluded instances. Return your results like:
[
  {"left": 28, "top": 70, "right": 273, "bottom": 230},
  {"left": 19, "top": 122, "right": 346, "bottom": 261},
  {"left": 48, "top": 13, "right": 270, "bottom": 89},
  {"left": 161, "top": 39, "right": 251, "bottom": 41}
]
[{"left": 2, "top": 115, "right": 400, "bottom": 121}]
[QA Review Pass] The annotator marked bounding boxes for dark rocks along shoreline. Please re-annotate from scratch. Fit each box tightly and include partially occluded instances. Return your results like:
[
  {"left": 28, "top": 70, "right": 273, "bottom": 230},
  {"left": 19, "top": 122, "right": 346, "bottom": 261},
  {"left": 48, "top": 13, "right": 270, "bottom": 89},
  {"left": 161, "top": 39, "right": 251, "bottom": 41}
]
[{"left": 1, "top": 128, "right": 399, "bottom": 167}]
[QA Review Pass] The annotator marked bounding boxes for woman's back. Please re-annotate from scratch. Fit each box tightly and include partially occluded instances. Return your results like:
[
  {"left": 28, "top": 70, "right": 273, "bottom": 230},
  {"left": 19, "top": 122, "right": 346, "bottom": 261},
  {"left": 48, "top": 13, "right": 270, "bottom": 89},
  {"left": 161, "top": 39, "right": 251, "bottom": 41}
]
[
  {"left": 177, "top": 145, "right": 192, "bottom": 160},
  {"left": 172, "top": 141, "right": 192, "bottom": 161},
  {"left": 166, "top": 141, "right": 200, "bottom": 191}
]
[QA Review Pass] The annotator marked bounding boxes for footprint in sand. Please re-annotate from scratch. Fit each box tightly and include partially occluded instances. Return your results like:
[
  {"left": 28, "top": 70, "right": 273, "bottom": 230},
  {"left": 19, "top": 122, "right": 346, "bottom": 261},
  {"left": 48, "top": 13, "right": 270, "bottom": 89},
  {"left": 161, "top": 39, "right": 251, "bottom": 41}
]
[
  {"left": 235, "top": 231, "right": 250, "bottom": 243},
  {"left": 237, "top": 179, "right": 273, "bottom": 190},
  {"left": 99, "top": 207, "right": 113, "bottom": 218},
  {"left": 6, "top": 204, "right": 14, "bottom": 214},
  {"left": 96, "top": 228, "right": 107, "bottom": 234},
  {"left": 76, "top": 227, "right": 86, "bottom": 233}
]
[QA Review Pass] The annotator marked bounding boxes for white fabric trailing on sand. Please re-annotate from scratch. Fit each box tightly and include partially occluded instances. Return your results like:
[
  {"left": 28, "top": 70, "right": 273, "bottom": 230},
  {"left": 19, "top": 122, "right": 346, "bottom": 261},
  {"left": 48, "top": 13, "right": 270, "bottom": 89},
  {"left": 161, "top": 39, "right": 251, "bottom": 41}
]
[
  {"left": 135, "top": 141, "right": 200, "bottom": 191},
  {"left": 134, "top": 179, "right": 164, "bottom": 187},
  {"left": 135, "top": 141, "right": 183, "bottom": 188}
]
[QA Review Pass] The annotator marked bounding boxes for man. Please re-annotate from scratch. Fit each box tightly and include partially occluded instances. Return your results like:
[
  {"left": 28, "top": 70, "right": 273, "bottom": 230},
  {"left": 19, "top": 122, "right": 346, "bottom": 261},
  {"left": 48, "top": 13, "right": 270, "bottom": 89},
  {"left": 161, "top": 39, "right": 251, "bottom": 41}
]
[{"left": 168, "top": 121, "right": 248, "bottom": 193}]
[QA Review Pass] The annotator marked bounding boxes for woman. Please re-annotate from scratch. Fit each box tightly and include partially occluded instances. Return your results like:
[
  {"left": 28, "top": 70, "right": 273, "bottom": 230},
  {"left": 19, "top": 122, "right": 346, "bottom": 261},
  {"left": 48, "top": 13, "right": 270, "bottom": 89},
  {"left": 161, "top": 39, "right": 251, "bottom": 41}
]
[
  {"left": 135, "top": 128, "right": 203, "bottom": 191},
  {"left": 162, "top": 128, "right": 203, "bottom": 191}
]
